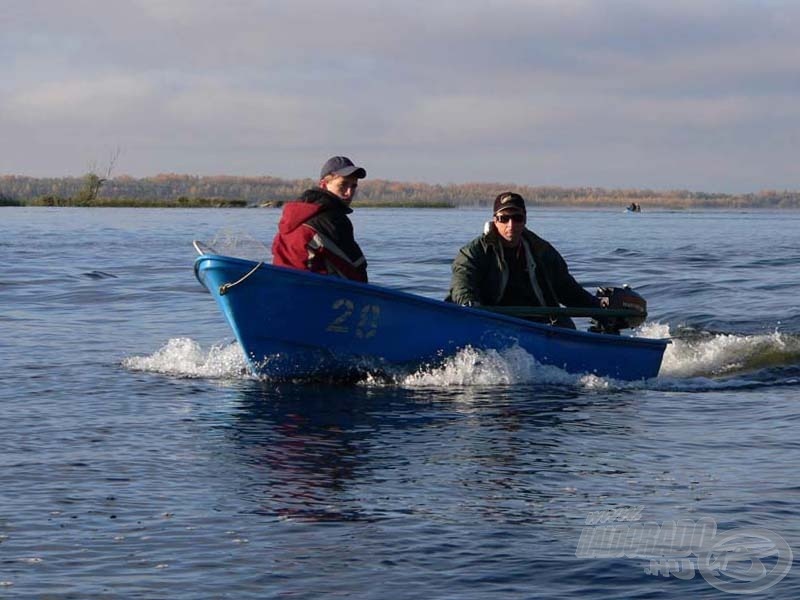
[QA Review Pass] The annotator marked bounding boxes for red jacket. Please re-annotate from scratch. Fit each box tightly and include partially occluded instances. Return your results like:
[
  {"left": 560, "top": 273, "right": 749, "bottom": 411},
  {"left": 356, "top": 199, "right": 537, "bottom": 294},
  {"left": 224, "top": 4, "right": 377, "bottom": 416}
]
[{"left": 272, "top": 189, "right": 368, "bottom": 282}]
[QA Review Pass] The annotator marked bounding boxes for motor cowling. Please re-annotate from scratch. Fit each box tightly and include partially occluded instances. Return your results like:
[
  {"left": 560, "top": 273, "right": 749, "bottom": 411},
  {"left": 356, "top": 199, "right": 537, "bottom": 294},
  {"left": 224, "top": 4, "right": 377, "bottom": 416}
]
[{"left": 589, "top": 285, "right": 647, "bottom": 334}]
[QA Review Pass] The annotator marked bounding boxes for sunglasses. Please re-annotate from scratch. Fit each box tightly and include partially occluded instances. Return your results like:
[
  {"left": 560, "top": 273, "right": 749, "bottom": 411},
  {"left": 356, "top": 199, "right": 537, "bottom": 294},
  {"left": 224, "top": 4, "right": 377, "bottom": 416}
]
[{"left": 495, "top": 213, "right": 525, "bottom": 224}]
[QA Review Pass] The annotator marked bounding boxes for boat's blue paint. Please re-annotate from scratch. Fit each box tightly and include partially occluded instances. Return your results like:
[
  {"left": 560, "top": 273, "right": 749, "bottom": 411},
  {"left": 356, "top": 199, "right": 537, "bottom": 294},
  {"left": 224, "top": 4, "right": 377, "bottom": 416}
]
[{"left": 195, "top": 254, "right": 669, "bottom": 381}]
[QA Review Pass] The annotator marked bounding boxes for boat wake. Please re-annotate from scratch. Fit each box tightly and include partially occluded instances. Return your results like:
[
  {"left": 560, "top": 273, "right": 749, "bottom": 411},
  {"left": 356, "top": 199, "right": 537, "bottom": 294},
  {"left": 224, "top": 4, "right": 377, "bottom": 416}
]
[
  {"left": 122, "top": 324, "right": 800, "bottom": 390},
  {"left": 653, "top": 323, "right": 800, "bottom": 382}
]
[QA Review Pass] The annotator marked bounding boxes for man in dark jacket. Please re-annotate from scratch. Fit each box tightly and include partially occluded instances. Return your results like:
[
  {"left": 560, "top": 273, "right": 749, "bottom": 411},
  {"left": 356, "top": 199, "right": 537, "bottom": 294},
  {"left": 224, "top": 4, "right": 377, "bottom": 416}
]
[
  {"left": 446, "top": 192, "right": 601, "bottom": 328},
  {"left": 272, "top": 156, "right": 368, "bottom": 282}
]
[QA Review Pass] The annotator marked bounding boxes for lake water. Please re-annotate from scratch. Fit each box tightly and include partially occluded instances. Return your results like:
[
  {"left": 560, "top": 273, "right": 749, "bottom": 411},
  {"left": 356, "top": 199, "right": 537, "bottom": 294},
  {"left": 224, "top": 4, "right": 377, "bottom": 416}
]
[{"left": 1, "top": 206, "right": 799, "bottom": 599}]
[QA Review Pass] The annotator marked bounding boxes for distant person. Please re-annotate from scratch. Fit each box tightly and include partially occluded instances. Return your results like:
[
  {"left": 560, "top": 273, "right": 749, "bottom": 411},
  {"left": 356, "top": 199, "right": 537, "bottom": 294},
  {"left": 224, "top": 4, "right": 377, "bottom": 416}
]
[
  {"left": 446, "top": 192, "right": 603, "bottom": 328},
  {"left": 272, "top": 156, "right": 368, "bottom": 282}
]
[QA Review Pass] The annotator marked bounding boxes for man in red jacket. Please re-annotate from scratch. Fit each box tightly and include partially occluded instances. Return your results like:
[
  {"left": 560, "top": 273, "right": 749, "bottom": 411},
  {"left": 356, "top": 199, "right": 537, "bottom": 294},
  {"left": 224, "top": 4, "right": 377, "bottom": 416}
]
[{"left": 272, "top": 156, "right": 368, "bottom": 282}]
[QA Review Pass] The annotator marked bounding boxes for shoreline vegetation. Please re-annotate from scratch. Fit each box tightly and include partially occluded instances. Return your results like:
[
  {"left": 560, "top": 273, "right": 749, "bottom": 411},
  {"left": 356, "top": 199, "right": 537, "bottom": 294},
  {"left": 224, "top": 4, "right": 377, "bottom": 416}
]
[{"left": 2, "top": 173, "right": 800, "bottom": 209}]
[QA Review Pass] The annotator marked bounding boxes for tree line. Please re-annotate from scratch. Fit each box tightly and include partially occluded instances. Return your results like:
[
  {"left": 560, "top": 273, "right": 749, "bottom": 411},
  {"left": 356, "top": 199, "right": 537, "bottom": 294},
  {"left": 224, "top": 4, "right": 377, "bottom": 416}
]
[{"left": 2, "top": 174, "right": 799, "bottom": 208}]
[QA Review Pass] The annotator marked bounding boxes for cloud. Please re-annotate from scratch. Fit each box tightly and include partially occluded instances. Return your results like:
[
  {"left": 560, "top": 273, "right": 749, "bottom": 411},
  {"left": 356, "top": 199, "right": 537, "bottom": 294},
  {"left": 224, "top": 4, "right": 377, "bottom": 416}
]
[
  {"left": 8, "top": 76, "right": 157, "bottom": 122},
  {"left": 2, "top": 0, "right": 800, "bottom": 190}
]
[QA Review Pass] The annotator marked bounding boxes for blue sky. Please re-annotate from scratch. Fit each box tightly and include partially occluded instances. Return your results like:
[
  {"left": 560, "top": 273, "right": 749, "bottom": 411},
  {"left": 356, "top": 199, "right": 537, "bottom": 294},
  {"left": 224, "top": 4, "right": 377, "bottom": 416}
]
[{"left": 2, "top": 0, "right": 799, "bottom": 192}]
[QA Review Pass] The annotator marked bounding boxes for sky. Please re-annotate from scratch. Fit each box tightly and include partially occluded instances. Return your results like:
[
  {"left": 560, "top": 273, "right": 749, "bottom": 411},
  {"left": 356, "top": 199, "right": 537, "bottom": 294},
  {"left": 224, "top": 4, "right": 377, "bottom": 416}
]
[{"left": 2, "top": 0, "right": 799, "bottom": 192}]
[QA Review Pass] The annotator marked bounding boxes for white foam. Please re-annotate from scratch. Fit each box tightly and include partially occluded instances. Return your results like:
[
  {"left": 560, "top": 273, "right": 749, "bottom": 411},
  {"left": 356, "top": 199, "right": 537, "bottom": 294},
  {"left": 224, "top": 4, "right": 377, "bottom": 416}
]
[
  {"left": 652, "top": 324, "right": 800, "bottom": 379},
  {"left": 397, "top": 345, "right": 587, "bottom": 387},
  {"left": 122, "top": 338, "right": 249, "bottom": 379}
]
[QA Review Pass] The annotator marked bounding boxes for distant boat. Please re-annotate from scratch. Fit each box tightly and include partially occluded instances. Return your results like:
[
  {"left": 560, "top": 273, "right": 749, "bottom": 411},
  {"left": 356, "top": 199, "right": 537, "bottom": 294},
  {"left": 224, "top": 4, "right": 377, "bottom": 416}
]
[
  {"left": 194, "top": 250, "right": 669, "bottom": 381},
  {"left": 625, "top": 203, "right": 642, "bottom": 213}
]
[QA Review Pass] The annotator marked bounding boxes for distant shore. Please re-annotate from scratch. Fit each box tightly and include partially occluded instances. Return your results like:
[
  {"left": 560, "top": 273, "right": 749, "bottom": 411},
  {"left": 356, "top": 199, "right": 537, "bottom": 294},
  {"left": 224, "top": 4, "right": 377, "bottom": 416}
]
[
  {"left": 3, "top": 198, "right": 799, "bottom": 209},
  {"left": 2, "top": 174, "right": 799, "bottom": 209},
  {"left": 0, "top": 197, "right": 456, "bottom": 208},
  {"left": 3, "top": 197, "right": 799, "bottom": 210},
  {"left": 5, "top": 200, "right": 800, "bottom": 210}
]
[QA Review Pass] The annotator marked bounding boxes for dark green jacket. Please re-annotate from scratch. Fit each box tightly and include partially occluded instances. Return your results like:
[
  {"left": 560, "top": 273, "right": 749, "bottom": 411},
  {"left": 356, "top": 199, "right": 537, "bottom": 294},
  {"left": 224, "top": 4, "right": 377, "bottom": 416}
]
[{"left": 446, "top": 226, "right": 600, "bottom": 311}]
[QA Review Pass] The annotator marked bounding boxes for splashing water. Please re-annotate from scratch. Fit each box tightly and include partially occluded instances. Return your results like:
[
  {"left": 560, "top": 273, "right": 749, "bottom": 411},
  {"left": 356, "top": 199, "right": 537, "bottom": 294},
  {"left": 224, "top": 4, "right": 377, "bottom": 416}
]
[
  {"left": 397, "top": 345, "right": 580, "bottom": 387},
  {"left": 122, "top": 338, "right": 249, "bottom": 379},
  {"left": 124, "top": 321, "right": 800, "bottom": 388},
  {"left": 650, "top": 323, "right": 800, "bottom": 379},
  {"left": 204, "top": 230, "right": 270, "bottom": 261}
]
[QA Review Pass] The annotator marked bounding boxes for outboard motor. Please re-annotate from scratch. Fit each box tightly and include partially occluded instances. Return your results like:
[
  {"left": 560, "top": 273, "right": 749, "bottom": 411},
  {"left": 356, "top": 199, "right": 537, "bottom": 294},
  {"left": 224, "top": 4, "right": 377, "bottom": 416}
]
[{"left": 589, "top": 285, "right": 647, "bottom": 334}]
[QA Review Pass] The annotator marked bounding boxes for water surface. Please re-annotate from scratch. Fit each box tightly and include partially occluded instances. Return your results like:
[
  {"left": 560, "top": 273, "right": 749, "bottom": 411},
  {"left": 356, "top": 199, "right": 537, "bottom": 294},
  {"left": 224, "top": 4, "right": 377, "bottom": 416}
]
[{"left": 2, "top": 207, "right": 799, "bottom": 598}]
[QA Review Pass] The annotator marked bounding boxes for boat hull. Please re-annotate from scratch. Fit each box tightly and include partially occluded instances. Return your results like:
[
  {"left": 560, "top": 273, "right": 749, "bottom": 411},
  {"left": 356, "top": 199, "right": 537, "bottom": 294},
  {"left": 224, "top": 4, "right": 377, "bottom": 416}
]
[{"left": 195, "top": 255, "right": 668, "bottom": 381}]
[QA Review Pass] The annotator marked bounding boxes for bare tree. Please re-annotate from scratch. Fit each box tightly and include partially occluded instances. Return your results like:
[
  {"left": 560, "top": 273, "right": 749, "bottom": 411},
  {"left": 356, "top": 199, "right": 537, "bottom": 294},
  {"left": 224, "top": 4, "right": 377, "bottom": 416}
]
[{"left": 75, "top": 147, "right": 121, "bottom": 205}]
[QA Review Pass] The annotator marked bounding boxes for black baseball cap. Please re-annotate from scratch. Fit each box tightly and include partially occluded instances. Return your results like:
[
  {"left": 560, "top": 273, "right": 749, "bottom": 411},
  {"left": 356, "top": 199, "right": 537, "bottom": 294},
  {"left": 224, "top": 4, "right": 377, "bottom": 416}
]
[
  {"left": 320, "top": 156, "right": 366, "bottom": 179},
  {"left": 493, "top": 192, "right": 526, "bottom": 215}
]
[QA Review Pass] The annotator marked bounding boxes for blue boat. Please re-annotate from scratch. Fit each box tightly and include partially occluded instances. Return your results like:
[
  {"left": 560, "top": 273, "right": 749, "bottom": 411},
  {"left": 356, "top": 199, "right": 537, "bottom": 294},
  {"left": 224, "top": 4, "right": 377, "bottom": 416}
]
[{"left": 194, "top": 251, "right": 669, "bottom": 381}]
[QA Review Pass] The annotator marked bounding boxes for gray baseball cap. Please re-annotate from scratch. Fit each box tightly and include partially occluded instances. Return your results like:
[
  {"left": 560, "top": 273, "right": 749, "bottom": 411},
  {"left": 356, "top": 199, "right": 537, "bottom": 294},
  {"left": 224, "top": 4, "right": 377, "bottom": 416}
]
[{"left": 320, "top": 156, "right": 366, "bottom": 179}]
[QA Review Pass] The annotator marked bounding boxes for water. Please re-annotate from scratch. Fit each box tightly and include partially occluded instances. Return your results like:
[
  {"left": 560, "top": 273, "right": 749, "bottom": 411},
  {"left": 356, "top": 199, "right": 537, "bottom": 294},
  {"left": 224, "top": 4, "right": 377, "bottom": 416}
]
[{"left": 2, "top": 206, "right": 799, "bottom": 598}]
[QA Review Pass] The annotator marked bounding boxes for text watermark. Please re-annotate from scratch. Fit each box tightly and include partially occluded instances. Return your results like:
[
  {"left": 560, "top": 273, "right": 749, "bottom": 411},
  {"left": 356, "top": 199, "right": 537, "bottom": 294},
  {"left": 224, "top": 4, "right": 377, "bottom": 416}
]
[{"left": 576, "top": 506, "right": 792, "bottom": 594}]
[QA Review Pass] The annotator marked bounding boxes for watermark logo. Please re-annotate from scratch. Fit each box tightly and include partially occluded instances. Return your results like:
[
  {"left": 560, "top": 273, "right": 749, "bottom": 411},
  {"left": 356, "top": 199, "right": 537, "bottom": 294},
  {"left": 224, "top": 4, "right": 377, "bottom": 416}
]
[{"left": 576, "top": 506, "right": 792, "bottom": 594}]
